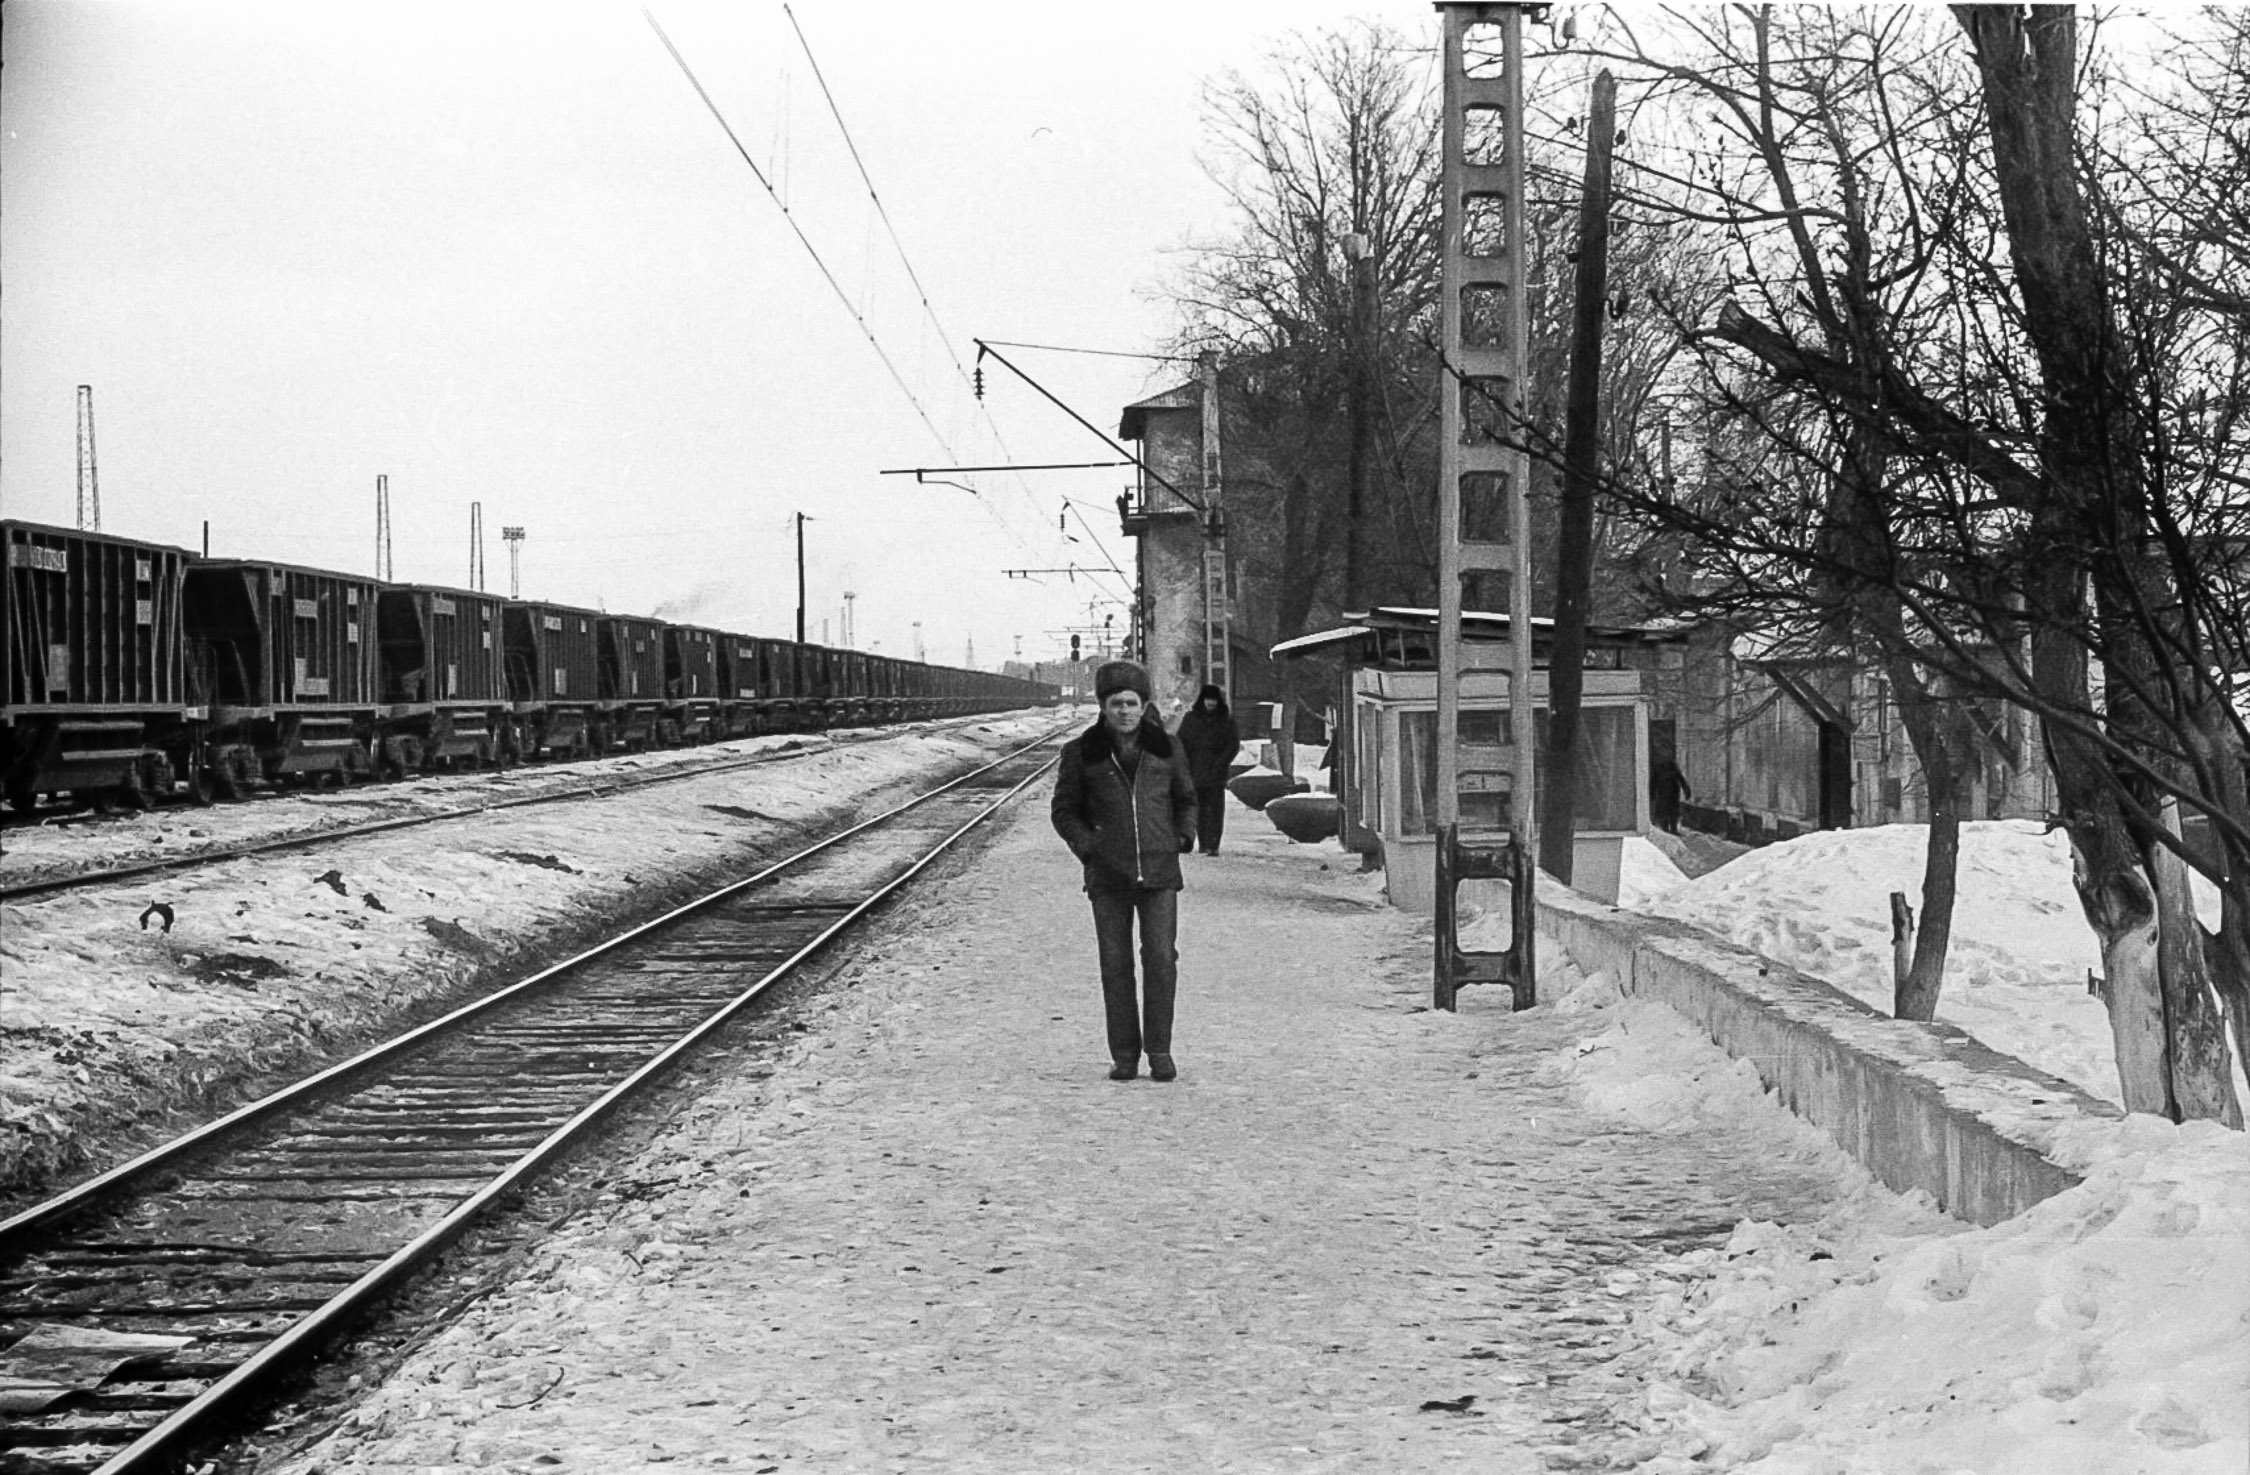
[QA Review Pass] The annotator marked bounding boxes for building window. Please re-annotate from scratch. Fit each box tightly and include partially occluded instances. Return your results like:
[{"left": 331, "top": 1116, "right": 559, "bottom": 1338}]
[
  {"left": 1396, "top": 703, "right": 1640, "bottom": 836},
  {"left": 1178, "top": 652, "right": 1195, "bottom": 675}
]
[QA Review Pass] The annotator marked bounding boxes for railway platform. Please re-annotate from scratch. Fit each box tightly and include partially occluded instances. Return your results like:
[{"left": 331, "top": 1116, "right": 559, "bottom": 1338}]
[{"left": 270, "top": 781, "right": 1908, "bottom": 1474}]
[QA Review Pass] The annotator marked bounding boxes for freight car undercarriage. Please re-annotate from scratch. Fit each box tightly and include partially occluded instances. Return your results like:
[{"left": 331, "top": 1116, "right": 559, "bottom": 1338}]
[
  {"left": 1, "top": 697, "right": 1016, "bottom": 814},
  {"left": 1, "top": 711, "right": 194, "bottom": 812}
]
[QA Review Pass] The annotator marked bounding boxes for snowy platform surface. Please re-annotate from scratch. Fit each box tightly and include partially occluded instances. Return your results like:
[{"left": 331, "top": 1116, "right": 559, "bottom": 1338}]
[
  {"left": 5, "top": 718, "right": 2241, "bottom": 1473},
  {"left": 262, "top": 793, "right": 2243, "bottom": 1474}
]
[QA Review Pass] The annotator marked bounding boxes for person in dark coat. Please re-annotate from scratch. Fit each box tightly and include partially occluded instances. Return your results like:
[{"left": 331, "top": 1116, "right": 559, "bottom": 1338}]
[
  {"left": 1051, "top": 659, "right": 1198, "bottom": 1082},
  {"left": 1650, "top": 754, "right": 1691, "bottom": 834},
  {"left": 1174, "top": 683, "right": 1243, "bottom": 855}
]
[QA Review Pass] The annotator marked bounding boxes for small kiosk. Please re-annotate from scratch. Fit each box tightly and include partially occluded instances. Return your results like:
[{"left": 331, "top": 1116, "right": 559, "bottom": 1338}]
[{"left": 1273, "top": 608, "right": 1683, "bottom": 911}]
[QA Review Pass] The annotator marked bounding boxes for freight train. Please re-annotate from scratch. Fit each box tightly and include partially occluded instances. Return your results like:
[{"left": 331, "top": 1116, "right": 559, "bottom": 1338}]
[{"left": 1, "top": 519, "right": 1057, "bottom": 812}]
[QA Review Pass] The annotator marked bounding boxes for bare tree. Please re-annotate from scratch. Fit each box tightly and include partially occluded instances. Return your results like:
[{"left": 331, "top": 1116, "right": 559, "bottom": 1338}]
[
  {"left": 1560, "top": 7, "right": 2000, "bottom": 1023},
  {"left": 1954, "top": 4, "right": 2240, "bottom": 1121},
  {"left": 1173, "top": 20, "right": 1446, "bottom": 640},
  {"left": 1568, "top": 5, "right": 2245, "bottom": 1119},
  {"left": 1171, "top": 21, "right": 1697, "bottom": 638}
]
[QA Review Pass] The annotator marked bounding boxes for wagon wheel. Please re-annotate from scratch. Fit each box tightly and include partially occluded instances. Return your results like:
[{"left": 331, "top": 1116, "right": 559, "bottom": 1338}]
[
  {"left": 211, "top": 760, "right": 245, "bottom": 803},
  {"left": 4, "top": 777, "right": 36, "bottom": 816},
  {"left": 183, "top": 759, "right": 215, "bottom": 807}
]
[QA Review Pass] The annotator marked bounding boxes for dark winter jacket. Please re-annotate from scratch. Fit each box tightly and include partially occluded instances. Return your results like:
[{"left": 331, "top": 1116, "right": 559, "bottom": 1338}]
[
  {"left": 1174, "top": 686, "right": 1244, "bottom": 789},
  {"left": 1051, "top": 714, "right": 1198, "bottom": 892}
]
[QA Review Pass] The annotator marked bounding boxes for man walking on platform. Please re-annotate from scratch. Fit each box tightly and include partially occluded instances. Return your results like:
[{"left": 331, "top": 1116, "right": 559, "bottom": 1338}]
[
  {"left": 1050, "top": 660, "right": 1198, "bottom": 1082},
  {"left": 1174, "top": 683, "right": 1242, "bottom": 855}
]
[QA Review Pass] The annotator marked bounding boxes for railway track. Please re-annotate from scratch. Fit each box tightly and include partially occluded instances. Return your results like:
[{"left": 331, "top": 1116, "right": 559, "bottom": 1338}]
[
  {"left": 0, "top": 732, "right": 1062, "bottom": 1474},
  {"left": 0, "top": 714, "right": 1027, "bottom": 904}
]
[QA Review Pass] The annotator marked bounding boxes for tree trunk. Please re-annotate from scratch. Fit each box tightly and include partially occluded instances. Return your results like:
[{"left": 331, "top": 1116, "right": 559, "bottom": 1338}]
[
  {"left": 2212, "top": 883, "right": 2250, "bottom": 1107},
  {"left": 1275, "top": 468, "right": 1327, "bottom": 642},
  {"left": 2193, "top": 705, "right": 2250, "bottom": 1092},
  {"left": 1884, "top": 655, "right": 1973, "bottom": 1022},
  {"left": 2152, "top": 801, "right": 2243, "bottom": 1124},
  {"left": 1896, "top": 734, "right": 1970, "bottom": 1022},
  {"left": 1958, "top": 4, "right": 2241, "bottom": 1120}
]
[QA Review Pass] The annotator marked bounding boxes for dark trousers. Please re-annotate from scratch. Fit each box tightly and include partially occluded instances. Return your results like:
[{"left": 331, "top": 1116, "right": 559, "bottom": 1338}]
[
  {"left": 1089, "top": 886, "right": 1178, "bottom": 1062},
  {"left": 1194, "top": 783, "right": 1227, "bottom": 853}
]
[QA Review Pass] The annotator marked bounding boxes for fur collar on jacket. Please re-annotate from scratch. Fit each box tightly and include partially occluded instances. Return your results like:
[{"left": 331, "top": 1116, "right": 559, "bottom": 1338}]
[{"left": 1077, "top": 713, "right": 1175, "bottom": 764}]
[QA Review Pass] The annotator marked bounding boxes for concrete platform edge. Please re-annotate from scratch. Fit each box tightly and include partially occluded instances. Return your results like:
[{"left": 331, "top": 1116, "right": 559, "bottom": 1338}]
[{"left": 1534, "top": 882, "right": 2123, "bottom": 1226}]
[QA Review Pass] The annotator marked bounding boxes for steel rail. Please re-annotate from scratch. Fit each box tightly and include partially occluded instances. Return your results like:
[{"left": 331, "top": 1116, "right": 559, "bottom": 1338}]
[
  {"left": 78, "top": 744, "right": 1061, "bottom": 1475},
  {"left": 0, "top": 726, "right": 1068, "bottom": 1249},
  {"left": 0, "top": 713, "right": 1030, "bottom": 903}
]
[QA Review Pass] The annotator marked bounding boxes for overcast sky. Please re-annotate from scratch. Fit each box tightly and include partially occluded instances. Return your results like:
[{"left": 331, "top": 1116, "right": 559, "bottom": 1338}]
[{"left": 2, "top": 0, "right": 1443, "bottom": 668}]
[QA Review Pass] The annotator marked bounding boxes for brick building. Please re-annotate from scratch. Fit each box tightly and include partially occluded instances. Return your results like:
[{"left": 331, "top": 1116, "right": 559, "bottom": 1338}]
[{"left": 1116, "top": 369, "right": 1261, "bottom": 720}]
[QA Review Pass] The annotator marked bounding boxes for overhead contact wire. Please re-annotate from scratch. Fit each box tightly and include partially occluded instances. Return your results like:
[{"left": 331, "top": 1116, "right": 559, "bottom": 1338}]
[
  {"left": 780, "top": 6, "right": 1065, "bottom": 544},
  {"left": 782, "top": 3, "right": 967, "bottom": 388},
  {"left": 643, "top": 9, "right": 953, "bottom": 455}
]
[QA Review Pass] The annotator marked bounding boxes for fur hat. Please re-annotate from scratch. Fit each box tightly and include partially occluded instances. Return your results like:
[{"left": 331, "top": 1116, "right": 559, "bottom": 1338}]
[{"left": 1094, "top": 659, "right": 1153, "bottom": 704}]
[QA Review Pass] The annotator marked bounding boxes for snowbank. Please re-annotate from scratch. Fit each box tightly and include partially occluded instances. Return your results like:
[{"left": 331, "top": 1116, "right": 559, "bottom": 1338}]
[
  {"left": 1543, "top": 962, "right": 2250, "bottom": 1474},
  {"left": 1640, "top": 821, "right": 2219, "bottom": 1108}
]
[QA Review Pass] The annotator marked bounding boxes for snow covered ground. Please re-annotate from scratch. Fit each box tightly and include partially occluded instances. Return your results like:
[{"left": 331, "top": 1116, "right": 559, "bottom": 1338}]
[
  {"left": 1529, "top": 821, "right": 2250, "bottom": 1469},
  {"left": 1623, "top": 820, "right": 2248, "bottom": 1111},
  {"left": 0, "top": 716, "right": 1066, "bottom": 1194},
  {"left": 1557, "top": 967, "right": 2247, "bottom": 1473},
  {"left": 244, "top": 791, "right": 2242, "bottom": 1475},
  {"left": 6, "top": 732, "right": 2244, "bottom": 1472}
]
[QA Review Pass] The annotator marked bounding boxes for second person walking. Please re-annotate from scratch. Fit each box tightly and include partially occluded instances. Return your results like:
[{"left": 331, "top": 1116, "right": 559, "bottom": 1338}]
[{"left": 1174, "top": 683, "right": 1243, "bottom": 855}]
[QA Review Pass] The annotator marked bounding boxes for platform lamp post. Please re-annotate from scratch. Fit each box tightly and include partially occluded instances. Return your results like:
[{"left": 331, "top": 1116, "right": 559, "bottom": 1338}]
[{"left": 502, "top": 527, "right": 525, "bottom": 599}]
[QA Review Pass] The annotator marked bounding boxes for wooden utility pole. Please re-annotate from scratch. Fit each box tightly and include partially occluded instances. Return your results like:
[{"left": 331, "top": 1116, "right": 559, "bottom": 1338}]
[
  {"left": 1540, "top": 69, "right": 1618, "bottom": 885},
  {"left": 795, "top": 512, "right": 809, "bottom": 645}
]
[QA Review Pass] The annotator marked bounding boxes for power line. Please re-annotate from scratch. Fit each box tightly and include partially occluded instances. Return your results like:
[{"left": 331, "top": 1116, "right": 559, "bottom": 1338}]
[
  {"left": 879, "top": 461, "right": 1132, "bottom": 476},
  {"left": 783, "top": 4, "right": 968, "bottom": 389},
  {"left": 642, "top": 9, "right": 953, "bottom": 455},
  {"left": 979, "top": 338, "right": 1196, "bottom": 362},
  {"left": 974, "top": 340, "right": 1206, "bottom": 513},
  {"left": 1062, "top": 498, "right": 1133, "bottom": 589},
  {"left": 781, "top": 5, "right": 1066, "bottom": 548},
  {"left": 648, "top": 12, "right": 1081, "bottom": 579}
]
